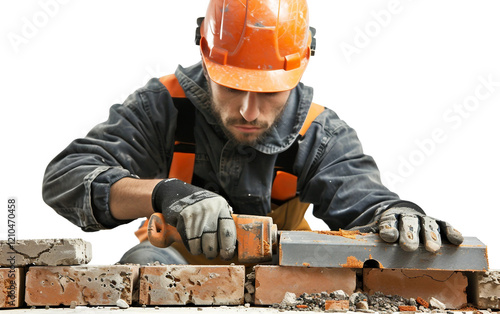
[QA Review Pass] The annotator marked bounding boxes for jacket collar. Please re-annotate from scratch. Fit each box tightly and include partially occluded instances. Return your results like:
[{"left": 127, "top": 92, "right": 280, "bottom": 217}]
[{"left": 175, "top": 62, "right": 314, "bottom": 155}]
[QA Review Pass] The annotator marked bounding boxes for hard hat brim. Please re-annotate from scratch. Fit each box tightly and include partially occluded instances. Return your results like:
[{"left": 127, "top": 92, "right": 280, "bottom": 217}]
[{"left": 203, "top": 56, "right": 308, "bottom": 93}]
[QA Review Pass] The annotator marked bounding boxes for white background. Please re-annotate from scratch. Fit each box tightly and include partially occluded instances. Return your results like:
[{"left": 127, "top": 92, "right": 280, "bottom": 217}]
[{"left": 1, "top": 0, "right": 499, "bottom": 269}]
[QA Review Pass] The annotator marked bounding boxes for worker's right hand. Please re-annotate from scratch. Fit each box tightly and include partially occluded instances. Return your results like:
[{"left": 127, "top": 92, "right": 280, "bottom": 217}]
[{"left": 151, "top": 178, "right": 237, "bottom": 260}]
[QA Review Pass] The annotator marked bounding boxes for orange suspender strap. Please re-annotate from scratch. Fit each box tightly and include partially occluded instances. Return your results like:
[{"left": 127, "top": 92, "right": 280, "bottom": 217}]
[
  {"left": 168, "top": 151, "right": 195, "bottom": 184},
  {"left": 271, "top": 103, "right": 325, "bottom": 201},
  {"left": 159, "top": 74, "right": 186, "bottom": 98},
  {"left": 299, "top": 102, "right": 325, "bottom": 137},
  {"left": 159, "top": 75, "right": 194, "bottom": 184}
]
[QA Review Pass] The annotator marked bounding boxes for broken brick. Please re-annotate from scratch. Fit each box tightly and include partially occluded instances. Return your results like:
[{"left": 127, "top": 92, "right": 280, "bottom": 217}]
[
  {"left": 24, "top": 265, "right": 139, "bottom": 306},
  {"left": 0, "top": 239, "right": 92, "bottom": 266},
  {"left": 325, "top": 299, "right": 349, "bottom": 311},
  {"left": 475, "top": 271, "right": 500, "bottom": 309},
  {"left": 139, "top": 265, "right": 245, "bottom": 305},
  {"left": 363, "top": 268, "right": 468, "bottom": 310},
  {"left": 254, "top": 265, "right": 356, "bottom": 305},
  {"left": 416, "top": 297, "right": 429, "bottom": 308},
  {"left": 399, "top": 305, "right": 417, "bottom": 312},
  {"left": 1, "top": 267, "right": 24, "bottom": 308}
]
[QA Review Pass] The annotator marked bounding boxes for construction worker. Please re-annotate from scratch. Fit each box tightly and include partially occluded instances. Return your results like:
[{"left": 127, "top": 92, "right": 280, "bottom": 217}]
[{"left": 42, "top": 0, "right": 463, "bottom": 265}]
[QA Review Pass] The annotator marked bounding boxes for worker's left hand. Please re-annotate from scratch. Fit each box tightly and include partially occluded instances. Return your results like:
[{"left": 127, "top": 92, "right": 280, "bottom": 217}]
[{"left": 376, "top": 201, "right": 463, "bottom": 253}]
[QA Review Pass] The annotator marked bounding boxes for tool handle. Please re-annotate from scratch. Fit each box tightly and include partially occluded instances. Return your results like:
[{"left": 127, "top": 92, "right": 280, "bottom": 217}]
[
  {"left": 148, "top": 212, "right": 277, "bottom": 263},
  {"left": 148, "top": 212, "right": 240, "bottom": 249},
  {"left": 148, "top": 212, "right": 182, "bottom": 248}
]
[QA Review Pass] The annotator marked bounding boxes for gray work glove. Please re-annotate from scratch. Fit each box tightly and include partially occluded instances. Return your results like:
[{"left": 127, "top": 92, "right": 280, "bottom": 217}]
[
  {"left": 376, "top": 201, "right": 464, "bottom": 253},
  {"left": 152, "top": 178, "right": 237, "bottom": 260}
]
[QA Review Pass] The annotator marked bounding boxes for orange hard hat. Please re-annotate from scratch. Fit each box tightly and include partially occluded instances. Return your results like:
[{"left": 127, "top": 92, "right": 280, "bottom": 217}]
[{"left": 196, "top": 0, "right": 315, "bottom": 93}]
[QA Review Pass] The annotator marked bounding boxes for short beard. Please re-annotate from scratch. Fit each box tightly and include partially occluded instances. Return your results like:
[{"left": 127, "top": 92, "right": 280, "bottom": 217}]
[{"left": 207, "top": 84, "right": 286, "bottom": 146}]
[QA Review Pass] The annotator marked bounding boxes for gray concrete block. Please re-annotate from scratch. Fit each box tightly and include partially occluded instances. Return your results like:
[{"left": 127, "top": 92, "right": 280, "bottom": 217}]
[
  {"left": 0, "top": 239, "right": 91, "bottom": 266},
  {"left": 279, "top": 231, "right": 488, "bottom": 271}
]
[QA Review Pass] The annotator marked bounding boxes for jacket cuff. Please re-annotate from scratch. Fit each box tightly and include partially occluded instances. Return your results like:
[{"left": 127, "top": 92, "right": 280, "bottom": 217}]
[
  {"left": 89, "top": 166, "right": 138, "bottom": 229},
  {"left": 386, "top": 200, "right": 426, "bottom": 215}
]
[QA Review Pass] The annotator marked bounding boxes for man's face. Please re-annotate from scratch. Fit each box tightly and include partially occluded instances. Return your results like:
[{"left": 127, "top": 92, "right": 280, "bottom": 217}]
[{"left": 207, "top": 78, "right": 291, "bottom": 145}]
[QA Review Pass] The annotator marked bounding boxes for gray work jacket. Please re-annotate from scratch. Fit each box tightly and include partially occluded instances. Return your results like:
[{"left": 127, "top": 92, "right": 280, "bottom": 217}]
[{"left": 42, "top": 62, "right": 401, "bottom": 232}]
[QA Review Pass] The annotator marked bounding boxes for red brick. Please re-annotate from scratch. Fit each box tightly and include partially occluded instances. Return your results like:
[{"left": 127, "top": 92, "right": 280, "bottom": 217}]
[
  {"left": 139, "top": 265, "right": 245, "bottom": 305},
  {"left": 254, "top": 266, "right": 356, "bottom": 305},
  {"left": 1, "top": 268, "right": 24, "bottom": 308},
  {"left": 325, "top": 299, "right": 349, "bottom": 311},
  {"left": 363, "top": 268, "right": 467, "bottom": 310},
  {"left": 25, "top": 265, "right": 139, "bottom": 306}
]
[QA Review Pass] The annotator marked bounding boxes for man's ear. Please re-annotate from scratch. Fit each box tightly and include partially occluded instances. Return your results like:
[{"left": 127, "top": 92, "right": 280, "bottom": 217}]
[
  {"left": 201, "top": 60, "right": 209, "bottom": 81},
  {"left": 201, "top": 60, "right": 213, "bottom": 95}
]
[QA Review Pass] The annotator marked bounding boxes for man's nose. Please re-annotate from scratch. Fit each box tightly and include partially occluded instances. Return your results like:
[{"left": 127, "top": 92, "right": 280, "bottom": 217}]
[{"left": 239, "top": 92, "right": 260, "bottom": 122}]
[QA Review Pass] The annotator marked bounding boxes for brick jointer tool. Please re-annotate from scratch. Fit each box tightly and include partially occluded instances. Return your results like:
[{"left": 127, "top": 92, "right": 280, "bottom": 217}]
[{"left": 148, "top": 213, "right": 278, "bottom": 263}]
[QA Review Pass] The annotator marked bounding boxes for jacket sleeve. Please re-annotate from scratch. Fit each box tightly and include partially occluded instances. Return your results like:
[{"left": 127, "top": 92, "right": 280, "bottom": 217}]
[
  {"left": 296, "top": 108, "right": 401, "bottom": 230},
  {"left": 42, "top": 78, "right": 177, "bottom": 231}
]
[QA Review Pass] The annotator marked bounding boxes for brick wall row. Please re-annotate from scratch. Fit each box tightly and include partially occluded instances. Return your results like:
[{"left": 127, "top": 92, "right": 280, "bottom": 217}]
[{"left": 1, "top": 265, "right": 499, "bottom": 309}]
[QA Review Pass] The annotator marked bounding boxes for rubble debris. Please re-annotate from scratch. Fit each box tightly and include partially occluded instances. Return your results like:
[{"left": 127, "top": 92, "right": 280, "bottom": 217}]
[
  {"left": 244, "top": 293, "right": 253, "bottom": 304},
  {"left": 325, "top": 299, "right": 349, "bottom": 312},
  {"left": 245, "top": 281, "right": 255, "bottom": 294},
  {"left": 116, "top": 299, "right": 129, "bottom": 309},
  {"left": 429, "top": 297, "right": 446, "bottom": 311},
  {"left": 280, "top": 292, "right": 297, "bottom": 307},
  {"left": 244, "top": 269, "right": 256, "bottom": 304},
  {"left": 332, "top": 289, "right": 349, "bottom": 300},
  {"left": 275, "top": 290, "right": 449, "bottom": 312},
  {"left": 356, "top": 300, "right": 369, "bottom": 310},
  {"left": 399, "top": 305, "right": 418, "bottom": 312},
  {"left": 350, "top": 292, "right": 368, "bottom": 307},
  {"left": 417, "top": 297, "right": 430, "bottom": 308}
]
